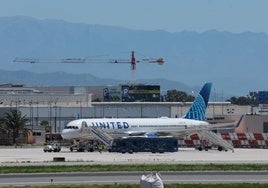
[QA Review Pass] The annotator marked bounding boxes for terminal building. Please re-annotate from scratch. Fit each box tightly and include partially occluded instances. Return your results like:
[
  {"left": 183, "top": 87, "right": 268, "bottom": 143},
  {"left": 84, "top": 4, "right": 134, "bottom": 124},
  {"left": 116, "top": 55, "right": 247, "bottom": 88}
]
[{"left": 0, "top": 83, "right": 268, "bottom": 145}]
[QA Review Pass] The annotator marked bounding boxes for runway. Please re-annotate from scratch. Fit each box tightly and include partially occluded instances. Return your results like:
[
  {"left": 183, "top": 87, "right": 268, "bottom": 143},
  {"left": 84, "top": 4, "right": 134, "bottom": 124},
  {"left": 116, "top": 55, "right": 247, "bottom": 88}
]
[
  {"left": 1, "top": 171, "right": 268, "bottom": 186},
  {"left": 1, "top": 147, "right": 268, "bottom": 165},
  {"left": 1, "top": 147, "right": 268, "bottom": 185}
]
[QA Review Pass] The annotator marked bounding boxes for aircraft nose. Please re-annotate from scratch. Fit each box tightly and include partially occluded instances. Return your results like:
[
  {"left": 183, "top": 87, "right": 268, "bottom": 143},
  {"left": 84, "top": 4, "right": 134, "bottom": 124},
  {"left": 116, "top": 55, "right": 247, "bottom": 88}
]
[
  {"left": 61, "top": 128, "right": 76, "bottom": 139},
  {"left": 61, "top": 129, "right": 69, "bottom": 139},
  {"left": 61, "top": 124, "right": 82, "bottom": 140}
]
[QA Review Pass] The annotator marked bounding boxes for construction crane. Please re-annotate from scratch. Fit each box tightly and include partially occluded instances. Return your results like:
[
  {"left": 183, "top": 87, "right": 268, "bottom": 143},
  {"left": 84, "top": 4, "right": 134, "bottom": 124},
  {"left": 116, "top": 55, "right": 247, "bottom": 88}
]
[{"left": 14, "top": 51, "right": 164, "bottom": 82}]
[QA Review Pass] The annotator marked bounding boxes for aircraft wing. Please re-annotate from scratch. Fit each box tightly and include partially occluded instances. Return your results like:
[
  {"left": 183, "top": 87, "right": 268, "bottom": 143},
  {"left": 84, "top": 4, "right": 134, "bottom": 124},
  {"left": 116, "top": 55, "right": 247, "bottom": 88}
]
[
  {"left": 128, "top": 115, "right": 243, "bottom": 138},
  {"left": 209, "top": 115, "right": 244, "bottom": 130}
]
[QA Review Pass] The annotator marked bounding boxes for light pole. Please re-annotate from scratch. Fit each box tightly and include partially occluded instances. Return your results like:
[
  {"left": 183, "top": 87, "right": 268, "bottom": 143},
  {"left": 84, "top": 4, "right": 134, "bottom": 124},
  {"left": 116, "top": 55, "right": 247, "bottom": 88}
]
[{"left": 54, "top": 98, "right": 58, "bottom": 133}]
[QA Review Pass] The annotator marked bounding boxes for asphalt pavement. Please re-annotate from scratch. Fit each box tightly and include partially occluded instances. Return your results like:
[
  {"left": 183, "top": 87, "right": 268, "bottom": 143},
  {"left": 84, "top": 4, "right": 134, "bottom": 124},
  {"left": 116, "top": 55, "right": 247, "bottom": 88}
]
[{"left": 1, "top": 146, "right": 268, "bottom": 165}]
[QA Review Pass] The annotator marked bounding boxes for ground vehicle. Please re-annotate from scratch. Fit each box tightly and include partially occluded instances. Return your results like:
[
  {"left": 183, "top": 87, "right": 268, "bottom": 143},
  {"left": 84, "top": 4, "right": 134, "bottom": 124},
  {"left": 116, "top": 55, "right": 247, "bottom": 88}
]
[
  {"left": 109, "top": 137, "right": 178, "bottom": 153},
  {"left": 69, "top": 141, "right": 96, "bottom": 152},
  {"left": 195, "top": 144, "right": 227, "bottom": 152},
  {"left": 43, "top": 143, "right": 61, "bottom": 152}
]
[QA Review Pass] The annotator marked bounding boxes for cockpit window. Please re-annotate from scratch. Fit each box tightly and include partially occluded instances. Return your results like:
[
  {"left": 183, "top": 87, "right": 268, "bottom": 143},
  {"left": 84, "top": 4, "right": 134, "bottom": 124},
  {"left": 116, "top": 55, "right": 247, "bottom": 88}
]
[{"left": 64, "top": 126, "right": 79, "bottom": 129}]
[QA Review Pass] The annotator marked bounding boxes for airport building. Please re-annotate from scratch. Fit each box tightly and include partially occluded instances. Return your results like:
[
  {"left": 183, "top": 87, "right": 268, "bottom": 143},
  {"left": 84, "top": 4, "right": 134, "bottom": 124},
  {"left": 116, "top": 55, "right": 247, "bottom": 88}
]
[{"left": 0, "top": 83, "right": 268, "bottom": 145}]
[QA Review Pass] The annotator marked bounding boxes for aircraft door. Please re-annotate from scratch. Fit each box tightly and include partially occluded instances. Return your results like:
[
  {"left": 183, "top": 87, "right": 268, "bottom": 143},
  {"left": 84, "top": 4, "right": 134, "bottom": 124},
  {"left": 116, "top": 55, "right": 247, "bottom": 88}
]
[{"left": 81, "top": 121, "right": 88, "bottom": 133}]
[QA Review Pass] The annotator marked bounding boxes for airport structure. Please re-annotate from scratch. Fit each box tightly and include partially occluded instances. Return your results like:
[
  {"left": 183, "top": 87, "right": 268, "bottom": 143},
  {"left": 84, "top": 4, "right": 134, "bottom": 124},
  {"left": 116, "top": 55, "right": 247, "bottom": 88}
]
[{"left": 0, "top": 83, "right": 268, "bottom": 146}]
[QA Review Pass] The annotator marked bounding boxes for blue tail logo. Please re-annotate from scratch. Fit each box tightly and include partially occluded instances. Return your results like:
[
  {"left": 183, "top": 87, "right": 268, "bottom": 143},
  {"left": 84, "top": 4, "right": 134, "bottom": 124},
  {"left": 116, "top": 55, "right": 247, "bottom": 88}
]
[{"left": 184, "top": 83, "right": 212, "bottom": 121}]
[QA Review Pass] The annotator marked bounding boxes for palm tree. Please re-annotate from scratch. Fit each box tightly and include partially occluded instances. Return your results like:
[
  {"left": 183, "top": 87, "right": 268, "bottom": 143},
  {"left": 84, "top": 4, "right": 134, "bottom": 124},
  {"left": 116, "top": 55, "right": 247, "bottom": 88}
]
[
  {"left": 40, "top": 120, "right": 50, "bottom": 133},
  {"left": 0, "top": 118, "right": 6, "bottom": 132},
  {"left": 1, "top": 109, "right": 31, "bottom": 145},
  {"left": 0, "top": 118, "right": 7, "bottom": 142}
]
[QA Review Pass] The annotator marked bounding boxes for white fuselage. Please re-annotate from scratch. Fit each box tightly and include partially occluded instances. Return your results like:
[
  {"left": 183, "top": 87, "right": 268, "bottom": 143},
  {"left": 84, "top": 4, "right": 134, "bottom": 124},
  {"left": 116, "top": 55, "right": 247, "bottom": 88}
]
[{"left": 61, "top": 117, "right": 210, "bottom": 140}]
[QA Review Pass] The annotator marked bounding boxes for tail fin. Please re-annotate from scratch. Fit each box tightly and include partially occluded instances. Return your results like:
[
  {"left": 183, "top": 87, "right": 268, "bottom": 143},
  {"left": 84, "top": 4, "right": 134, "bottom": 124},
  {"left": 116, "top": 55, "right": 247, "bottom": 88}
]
[{"left": 184, "top": 82, "right": 212, "bottom": 121}]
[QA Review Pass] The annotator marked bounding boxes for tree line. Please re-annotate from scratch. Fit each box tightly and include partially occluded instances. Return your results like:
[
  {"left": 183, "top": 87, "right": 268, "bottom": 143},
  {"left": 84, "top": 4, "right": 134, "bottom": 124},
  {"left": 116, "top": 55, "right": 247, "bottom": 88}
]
[
  {"left": 165, "top": 90, "right": 260, "bottom": 106},
  {"left": 226, "top": 92, "right": 259, "bottom": 106},
  {"left": 164, "top": 90, "right": 195, "bottom": 102}
]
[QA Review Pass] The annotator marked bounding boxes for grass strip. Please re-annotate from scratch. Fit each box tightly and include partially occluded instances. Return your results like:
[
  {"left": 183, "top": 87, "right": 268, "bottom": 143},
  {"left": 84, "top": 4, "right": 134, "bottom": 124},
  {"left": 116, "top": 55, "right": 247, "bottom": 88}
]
[
  {"left": 1, "top": 183, "right": 268, "bottom": 188},
  {"left": 1, "top": 163, "right": 268, "bottom": 174}
]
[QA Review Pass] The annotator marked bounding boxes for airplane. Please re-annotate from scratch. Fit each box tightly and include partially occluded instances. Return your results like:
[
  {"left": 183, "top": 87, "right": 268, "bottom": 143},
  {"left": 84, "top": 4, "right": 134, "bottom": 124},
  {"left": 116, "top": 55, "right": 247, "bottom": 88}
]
[{"left": 61, "top": 83, "right": 238, "bottom": 151}]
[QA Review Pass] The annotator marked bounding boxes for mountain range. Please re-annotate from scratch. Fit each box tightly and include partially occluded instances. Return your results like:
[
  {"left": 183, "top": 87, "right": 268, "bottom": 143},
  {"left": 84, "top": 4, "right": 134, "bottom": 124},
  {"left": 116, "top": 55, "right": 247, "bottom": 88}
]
[{"left": 1, "top": 16, "right": 268, "bottom": 96}]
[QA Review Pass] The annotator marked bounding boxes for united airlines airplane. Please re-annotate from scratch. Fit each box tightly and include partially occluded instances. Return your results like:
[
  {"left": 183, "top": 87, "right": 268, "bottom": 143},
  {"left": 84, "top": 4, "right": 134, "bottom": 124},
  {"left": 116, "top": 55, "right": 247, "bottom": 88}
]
[{"left": 61, "top": 83, "right": 241, "bottom": 150}]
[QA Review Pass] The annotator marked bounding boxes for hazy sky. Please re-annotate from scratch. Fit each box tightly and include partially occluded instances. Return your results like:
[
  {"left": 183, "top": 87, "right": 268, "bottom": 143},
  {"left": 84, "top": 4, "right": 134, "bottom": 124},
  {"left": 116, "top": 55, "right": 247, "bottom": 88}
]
[{"left": 0, "top": 0, "right": 267, "bottom": 33}]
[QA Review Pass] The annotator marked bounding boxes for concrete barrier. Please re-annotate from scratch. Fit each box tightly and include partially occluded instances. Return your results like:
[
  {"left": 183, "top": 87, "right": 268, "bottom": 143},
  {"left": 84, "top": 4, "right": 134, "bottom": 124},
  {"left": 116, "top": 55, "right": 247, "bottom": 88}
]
[{"left": 53, "top": 157, "right": 65, "bottom": 162}]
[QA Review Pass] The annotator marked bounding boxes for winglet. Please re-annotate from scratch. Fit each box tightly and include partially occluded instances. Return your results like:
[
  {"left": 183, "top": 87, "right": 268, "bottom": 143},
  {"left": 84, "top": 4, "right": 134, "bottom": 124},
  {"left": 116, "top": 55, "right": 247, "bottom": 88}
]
[
  {"left": 235, "top": 115, "right": 244, "bottom": 128},
  {"left": 184, "top": 83, "right": 212, "bottom": 121}
]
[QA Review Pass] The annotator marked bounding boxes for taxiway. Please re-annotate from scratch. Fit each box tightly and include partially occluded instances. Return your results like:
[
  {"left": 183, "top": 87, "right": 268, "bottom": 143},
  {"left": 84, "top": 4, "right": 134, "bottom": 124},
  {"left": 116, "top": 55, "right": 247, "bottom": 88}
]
[{"left": 1, "top": 147, "right": 268, "bottom": 165}]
